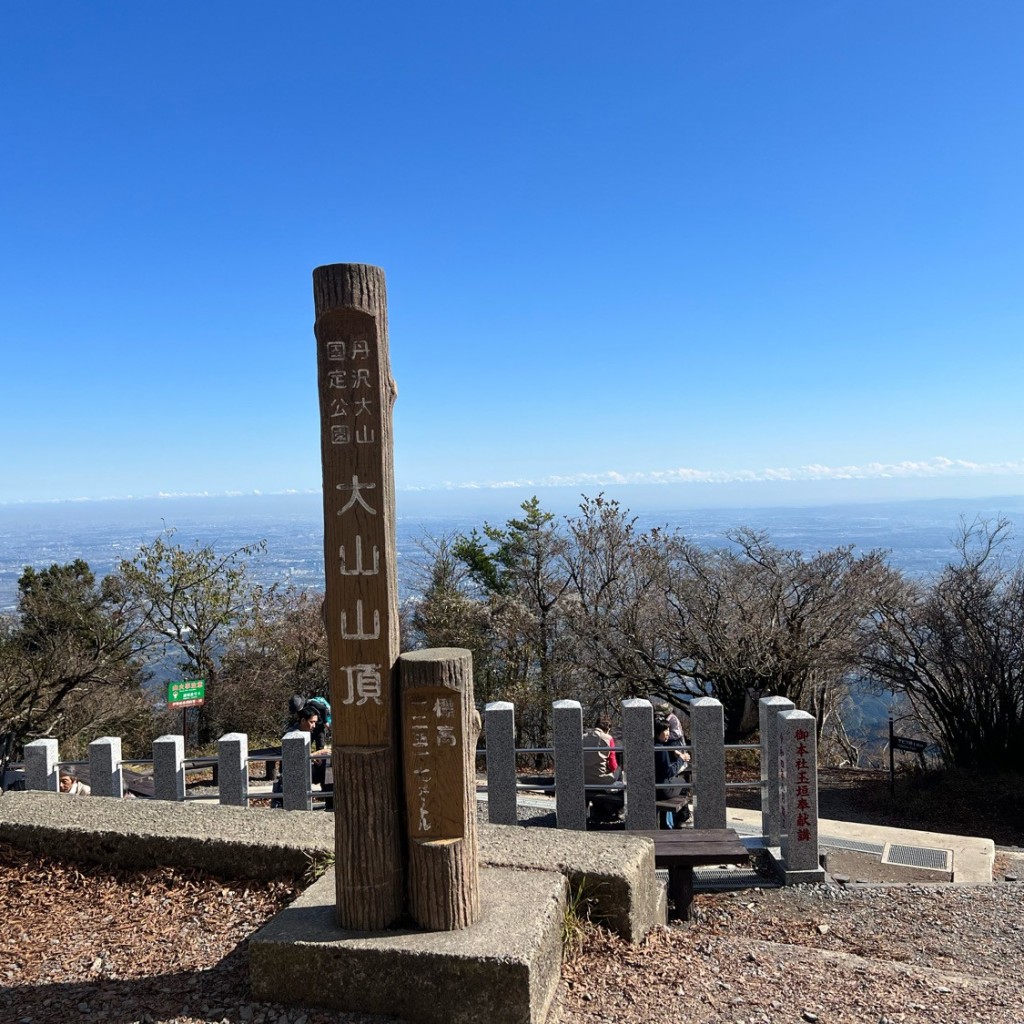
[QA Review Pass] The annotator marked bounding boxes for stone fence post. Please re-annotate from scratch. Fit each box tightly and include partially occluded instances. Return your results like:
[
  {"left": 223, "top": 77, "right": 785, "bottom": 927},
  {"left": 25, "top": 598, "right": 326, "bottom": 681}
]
[
  {"left": 621, "top": 698, "right": 656, "bottom": 830},
  {"left": 218, "top": 733, "right": 249, "bottom": 807},
  {"left": 552, "top": 699, "right": 586, "bottom": 830},
  {"left": 281, "top": 730, "right": 312, "bottom": 811},
  {"left": 484, "top": 701, "right": 517, "bottom": 825},
  {"left": 758, "top": 696, "right": 795, "bottom": 845},
  {"left": 24, "top": 738, "right": 59, "bottom": 791},
  {"left": 153, "top": 735, "right": 185, "bottom": 801},
  {"left": 691, "top": 698, "right": 726, "bottom": 829},
  {"left": 779, "top": 709, "right": 824, "bottom": 883},
  {"left": 89, "top": 737, "right": 123, "bottom": 798}
]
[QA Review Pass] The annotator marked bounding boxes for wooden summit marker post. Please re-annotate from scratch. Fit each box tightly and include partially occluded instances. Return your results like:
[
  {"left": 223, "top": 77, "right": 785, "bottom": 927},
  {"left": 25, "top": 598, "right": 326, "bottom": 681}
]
[
  {"left": 400, "top": 648, "right": 481, "bottom": 930},
  {"left": 314, "top": 263, "right": 403, "bottom": 930}
]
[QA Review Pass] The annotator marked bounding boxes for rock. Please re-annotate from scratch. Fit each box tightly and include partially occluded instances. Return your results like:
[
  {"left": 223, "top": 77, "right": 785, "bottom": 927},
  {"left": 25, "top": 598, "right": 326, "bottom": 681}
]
[{"left": 802, "top": 1012, "right": 819, "bottom": 1022}]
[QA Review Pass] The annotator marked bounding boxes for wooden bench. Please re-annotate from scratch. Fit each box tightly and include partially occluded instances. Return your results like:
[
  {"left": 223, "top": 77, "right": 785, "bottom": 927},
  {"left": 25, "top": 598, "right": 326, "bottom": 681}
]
[
  {"left": 631, "top": 828, "right": 750, "bottom": 921},
  {"left": 249, "top": 747, "right": 283, "bottom": 781},
  {"left": 587, "top": 790, "right": 625, "bottom": 825},
  {"left": 655, "top": 794, "right": 690, "bottom": 827}
]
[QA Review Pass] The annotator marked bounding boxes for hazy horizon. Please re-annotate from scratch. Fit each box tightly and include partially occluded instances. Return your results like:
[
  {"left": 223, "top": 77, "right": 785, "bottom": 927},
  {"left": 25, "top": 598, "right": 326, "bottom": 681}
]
[{"left": 2, "top": 483, "right": 1023, "bottom": 529}]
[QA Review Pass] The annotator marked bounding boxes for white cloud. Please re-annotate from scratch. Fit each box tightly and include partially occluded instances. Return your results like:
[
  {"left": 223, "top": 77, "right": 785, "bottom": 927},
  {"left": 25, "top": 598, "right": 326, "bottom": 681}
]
[{"left": 422, "top": 456, "right": 1024, "bottom": 491}]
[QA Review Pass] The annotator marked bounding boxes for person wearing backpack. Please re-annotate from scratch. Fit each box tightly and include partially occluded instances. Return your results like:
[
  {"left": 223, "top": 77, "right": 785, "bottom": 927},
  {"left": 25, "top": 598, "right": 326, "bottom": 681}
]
[{"left": 274, "top": 696, "right": 333, "bottom": 809}]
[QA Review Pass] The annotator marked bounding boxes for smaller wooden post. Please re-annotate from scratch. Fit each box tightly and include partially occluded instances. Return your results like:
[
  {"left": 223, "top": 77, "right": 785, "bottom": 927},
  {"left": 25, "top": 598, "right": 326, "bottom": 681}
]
[{"left": 400, "top": 648, "right": 481, "bottom": 930}]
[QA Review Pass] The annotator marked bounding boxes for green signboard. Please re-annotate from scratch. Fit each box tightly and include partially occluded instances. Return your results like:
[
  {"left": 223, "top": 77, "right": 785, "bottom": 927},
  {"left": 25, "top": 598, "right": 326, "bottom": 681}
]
[{"left": 167, "top": 678, "right": 206, "bottom": 708}]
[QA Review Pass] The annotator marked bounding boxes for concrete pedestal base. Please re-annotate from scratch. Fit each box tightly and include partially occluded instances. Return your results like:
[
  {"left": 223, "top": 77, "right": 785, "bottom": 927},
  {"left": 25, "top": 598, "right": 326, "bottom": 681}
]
[
  {"left": 250, "top": 865, "right": 565, "bottom": 1024},
  {"left": 767, "top": 846, "right": 827, "bottom": 885}
]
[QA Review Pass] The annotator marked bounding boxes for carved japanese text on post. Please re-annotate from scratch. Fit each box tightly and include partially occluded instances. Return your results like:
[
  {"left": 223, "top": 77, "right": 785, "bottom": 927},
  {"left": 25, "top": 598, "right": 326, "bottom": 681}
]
[
  {"left": 402, "top": 685, "right": 466, "bottom": 841},
  {"left": 317, "top": 310, "right": 393, "bottom": 746}
]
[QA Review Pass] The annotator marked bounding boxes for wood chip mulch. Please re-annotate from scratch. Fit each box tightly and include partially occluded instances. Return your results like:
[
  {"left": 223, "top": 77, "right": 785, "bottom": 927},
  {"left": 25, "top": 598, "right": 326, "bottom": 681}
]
[{"left": 0, "top": 841, "right": 395, "bottom": 1024}]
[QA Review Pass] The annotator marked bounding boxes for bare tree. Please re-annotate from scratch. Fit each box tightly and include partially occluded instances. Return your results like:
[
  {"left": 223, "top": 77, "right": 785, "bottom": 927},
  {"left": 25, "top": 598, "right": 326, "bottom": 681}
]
[
  {"left": 213, "top": 584, "right": 329, "bottom": 739},
  {"left": 119, "top": 530, "right": 263, "bottom": 741},
  {"left": 659, "top": 529, "right": 891, "bottom": 742},
  {"left": 863, "top": 518, "right": 1024, "bottom": 772},
  {"left": 560, "top": 494, "right": 677, "bottom": 712}
]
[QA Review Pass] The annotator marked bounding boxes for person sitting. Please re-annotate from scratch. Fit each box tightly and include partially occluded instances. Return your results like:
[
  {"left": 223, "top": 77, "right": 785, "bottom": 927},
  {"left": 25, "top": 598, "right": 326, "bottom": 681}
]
[
  {"left": 654, "top": 718, "right": 689, "bottom": 829},
  {"left": 658, "top": 703, "right": 685, "bottom": 744},
  {"left": 583, "top": 714, "right": 623, "bottom": 823},
  {"left": 302, "top": 701, "right": 333, "bottom": 808},
  {"left": 58, "top": 769, "right": 90, "bottom": 796},
  {"left": 658, "top": 702, "right": 691, "bottom": 779}
]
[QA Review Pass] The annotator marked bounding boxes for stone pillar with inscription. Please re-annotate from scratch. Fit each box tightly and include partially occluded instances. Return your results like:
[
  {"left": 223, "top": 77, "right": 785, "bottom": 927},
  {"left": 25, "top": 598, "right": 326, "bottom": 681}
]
[
  {"left": 400, "top": 648, "right": 481, "bottom": 930},
  {"left": 314, "top": 263, "right": 404, "bottom": 930},
  {"left": 778, "top": 709, "right": 825, "bottom": 883},
  {"left": 758, "top": 695, "right": 795, "bottom": 846}
]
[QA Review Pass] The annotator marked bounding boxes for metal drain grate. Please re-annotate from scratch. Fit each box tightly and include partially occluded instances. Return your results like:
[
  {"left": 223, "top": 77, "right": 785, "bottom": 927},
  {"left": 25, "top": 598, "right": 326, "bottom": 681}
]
[
  {"left": 694, "top": 867, "right": 779, "bottom": 890},
  {"left": 818, "top": 836, "right": 885, "bottom": 856},
  {"left": 655, "top": 867, "right": 778, "bottom": 891},
  {"left": 881, "top": 843, "right": 952, "bottom": 871}
]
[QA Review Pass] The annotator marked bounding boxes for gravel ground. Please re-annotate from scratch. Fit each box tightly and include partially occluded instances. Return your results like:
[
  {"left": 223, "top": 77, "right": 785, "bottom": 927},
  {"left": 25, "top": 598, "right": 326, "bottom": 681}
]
[
  {"left": 4, "top": 789, "right": 1024, "bottom": 1024},
  {"left": 561, "top": 881, "right": 1024, "bottom": 1024}
]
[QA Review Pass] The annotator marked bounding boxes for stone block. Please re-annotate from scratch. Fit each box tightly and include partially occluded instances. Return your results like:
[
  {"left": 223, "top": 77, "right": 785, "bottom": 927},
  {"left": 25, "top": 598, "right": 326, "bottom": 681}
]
[
  {"left": 153, "top": 735, "right": 185, "bottom": 802},
  {"left": 250, "top": 865, "right": 564, "bottom": 1024},
  {"left": 218, "top": 732, "right": 249, "bottom": 807},
  {"left": 0, "top": 791, "right": 335, "bottom": 879},
  {"left": 484, "top": 701, "right": 517, "bottom": 825},
  {"left": 477, "top": 821, "right": 664, "bottom": 943},
  {"left": 621, "top": 698, "right": 656, "bottom": 830},
  {"left": 88, "top": 736, "right": 123, "bottom": 798},
  {"left": 281, "top": 729, "right": 311, "bottom": 811},
  {"left": 0, "top": 791, "right": 665, "bottom": 946},
  {"left": 24, "top": 739, "right": 58, "bottom": 792},
  {"left": 552, "top": 699, "right": 585, "bottom": 831},
  {"left": 691, "top": 698, "right": 726, "bottom": 829}
]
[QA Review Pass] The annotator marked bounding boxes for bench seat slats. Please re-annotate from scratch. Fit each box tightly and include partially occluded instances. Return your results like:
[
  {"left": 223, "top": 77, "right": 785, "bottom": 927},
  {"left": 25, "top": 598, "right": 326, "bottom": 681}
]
[{"left": 628, "top": 827, "right": 751, "bottom": 921}]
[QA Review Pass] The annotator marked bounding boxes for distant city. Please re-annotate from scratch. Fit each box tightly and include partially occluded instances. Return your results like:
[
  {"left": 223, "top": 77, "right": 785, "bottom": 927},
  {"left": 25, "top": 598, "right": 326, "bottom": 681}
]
[{"left": 2, "top": 490, "right": 1022, "bottom": 614}]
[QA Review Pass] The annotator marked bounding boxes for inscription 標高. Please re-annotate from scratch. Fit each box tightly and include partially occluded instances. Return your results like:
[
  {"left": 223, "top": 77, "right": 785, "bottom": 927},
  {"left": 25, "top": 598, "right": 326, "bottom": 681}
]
[{"left": 403, "top": 686, "right": 466, "bottom": 841}]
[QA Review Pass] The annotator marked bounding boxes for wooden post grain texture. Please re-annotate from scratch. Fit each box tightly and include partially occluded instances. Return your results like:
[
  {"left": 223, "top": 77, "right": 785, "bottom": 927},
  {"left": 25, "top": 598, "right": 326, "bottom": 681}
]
[
  {"left": 313, "top": 263, "right": 403, "bottom": 930},
  {"left": 400, "top": 648, "right": 481, "bottom": 930}
]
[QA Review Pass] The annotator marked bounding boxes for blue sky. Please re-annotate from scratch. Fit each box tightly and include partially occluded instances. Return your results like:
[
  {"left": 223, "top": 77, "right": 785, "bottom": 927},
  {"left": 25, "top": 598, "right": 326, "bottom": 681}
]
[{"left": 2, "top": 2, "right": 1023, "bottom": 509}]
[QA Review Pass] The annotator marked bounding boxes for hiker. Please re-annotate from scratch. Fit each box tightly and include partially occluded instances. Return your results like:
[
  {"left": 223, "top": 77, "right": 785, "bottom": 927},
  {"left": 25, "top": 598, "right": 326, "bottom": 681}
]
[
  {"left": 59, "top": 769, "right": 90, "bottom": 796},
  {"left": 654, "top": 718, "right": 688, "bottom": 829},
  {"left": 288, "top": 693, "right": 331, "bottom": 751},
  {"left": 272, "top": 701, "right": 331, "bottom": 808},
  {"left": 583, "top": 714, "right": 623, "bottom": 823},
  {"left": 658, "top": 703, "right": 686, "bottom": 745}
]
